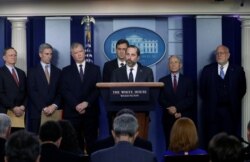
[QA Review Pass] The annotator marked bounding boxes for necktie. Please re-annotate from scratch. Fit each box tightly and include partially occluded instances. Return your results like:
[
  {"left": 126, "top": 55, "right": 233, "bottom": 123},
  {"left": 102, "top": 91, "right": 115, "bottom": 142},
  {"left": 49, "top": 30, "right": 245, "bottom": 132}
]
[
  {"left": 45, "top": 65, "right": 50, "bottom": 84},
  {"left": 220, "top": 66, "right": 225, "bottom": 79},
  {"left": 173, "top": 75, "right": 177, "bottom": 93},
  {"left": 79, "top": 64, "right": 84, "bottom": 82},
  {"left": 128, "top": 68, "right": 134, "bottom": 82},
  {"left": 120, "top": 63, "right": 125, "bottom": 67},
  {"left": 11, "top": 68, "right": 19, "bottom": 86}
]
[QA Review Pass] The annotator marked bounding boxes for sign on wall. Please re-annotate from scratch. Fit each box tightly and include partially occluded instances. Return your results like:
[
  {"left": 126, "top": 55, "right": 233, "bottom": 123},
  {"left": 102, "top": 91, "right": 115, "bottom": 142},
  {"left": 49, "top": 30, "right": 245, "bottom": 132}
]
[{"left": 104, "top": 27, "right": 166, "bottom": 66}]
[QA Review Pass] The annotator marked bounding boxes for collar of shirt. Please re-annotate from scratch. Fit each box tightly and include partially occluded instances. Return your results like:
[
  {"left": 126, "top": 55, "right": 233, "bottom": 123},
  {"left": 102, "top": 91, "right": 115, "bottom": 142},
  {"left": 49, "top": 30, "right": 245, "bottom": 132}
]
[
  {"left": 218, "top": 62, "right": 229, "bottom": 75},
  {"left": 76, "top": 61, "right": 86, "bottom": 73},
  {"left": 40, "top": 62, "right": 51, "bottom": 74},
  {"left": 171, "top": 73, "right": 179, "bottom": 82},
  {"left": 5, "top": 64, "right": 19, "bottom": 80},
  {"left": 117, "top": 59, "right": 126, "bottom": 68}
]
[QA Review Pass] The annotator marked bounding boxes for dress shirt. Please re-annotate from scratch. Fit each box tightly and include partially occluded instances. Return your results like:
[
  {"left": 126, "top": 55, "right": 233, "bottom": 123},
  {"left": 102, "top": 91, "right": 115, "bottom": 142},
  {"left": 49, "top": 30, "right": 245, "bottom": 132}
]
[
  {"left": 217, "top": 62, "right": 229, "bottom": 76},
  {"left": 117, "top": 60, "right": 126, "bottom": 68},
  {"left": 126, "top": 63, "right": 138, "bottom": 81},
  {"left": 5, "top": 64, "right": 19, "bottom": 81},
  {"left": 41, "top": 62, "right": 51, "bottom": 75},
  {"left": 76, "top": 61, "right": 86, "bottom": 74},
  {"left": 171, "top": 73, "right": 179, "bottom": 85}
]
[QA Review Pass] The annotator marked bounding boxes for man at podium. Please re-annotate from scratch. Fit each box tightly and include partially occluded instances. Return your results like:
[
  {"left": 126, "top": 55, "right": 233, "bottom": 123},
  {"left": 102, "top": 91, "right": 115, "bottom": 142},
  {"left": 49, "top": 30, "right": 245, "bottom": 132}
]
[{"left": 111, "top": 45, "right": 154, "bottom": 138}]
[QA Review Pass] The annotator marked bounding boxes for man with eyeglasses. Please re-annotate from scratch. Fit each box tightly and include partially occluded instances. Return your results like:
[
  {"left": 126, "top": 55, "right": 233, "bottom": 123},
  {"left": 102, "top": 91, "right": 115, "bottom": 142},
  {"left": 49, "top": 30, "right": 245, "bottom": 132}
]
[{"left": 200, "top": 45, "right": 246, "bottom": 148}]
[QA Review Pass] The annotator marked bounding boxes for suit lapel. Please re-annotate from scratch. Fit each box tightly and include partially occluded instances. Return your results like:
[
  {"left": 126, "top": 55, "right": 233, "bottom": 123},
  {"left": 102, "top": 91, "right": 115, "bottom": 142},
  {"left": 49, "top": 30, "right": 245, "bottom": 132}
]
[
  {"left": 135, "top": 66, "right": 143, "bottom": 82},
  {"left": 4, "top": 66, "right": 19, "bottom": 87}
]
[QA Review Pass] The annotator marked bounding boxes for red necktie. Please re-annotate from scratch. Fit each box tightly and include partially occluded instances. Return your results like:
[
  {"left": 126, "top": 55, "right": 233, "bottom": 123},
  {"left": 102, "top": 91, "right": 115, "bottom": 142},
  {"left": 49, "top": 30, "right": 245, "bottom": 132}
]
[
  {"left": 173, "top": 75, "right": 177, "bottom": 93},
  {"left": 12, "top": 68, "right": 19, "bottom": 86}
]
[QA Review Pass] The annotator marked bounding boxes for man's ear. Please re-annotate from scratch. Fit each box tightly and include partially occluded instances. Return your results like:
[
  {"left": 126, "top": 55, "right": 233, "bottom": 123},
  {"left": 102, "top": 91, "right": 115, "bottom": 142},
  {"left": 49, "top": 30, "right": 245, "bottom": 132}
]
[{"left": 111, "top": 130, "right": 115, "bottom": 139}]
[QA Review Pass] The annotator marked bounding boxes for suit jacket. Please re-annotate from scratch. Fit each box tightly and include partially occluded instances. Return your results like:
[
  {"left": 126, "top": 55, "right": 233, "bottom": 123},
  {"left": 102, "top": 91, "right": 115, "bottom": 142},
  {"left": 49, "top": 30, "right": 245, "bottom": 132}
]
[
  {"left": 103, "top": 59, "right": 119, "bottom": 82},
  {"left": 158, "top": 74, "right": 194, "bottom": 118},
  {"left": 91, "top": 141, "right": 157, "bottom": 162},
  {"left": 61, "top": 62, "right": 101, "bottom": 118},
  {"left": 27, "top": 63, "right": 61, "bottom": 119},
  {"left": 90, "top": 136, "right": 152, "bottom": 154},
  {"left": 0, "top": 138, "right": 5, "bottom": 162},
  {"left": 200, "top": 62, "right": 246, "bottom": 121},
  {"left": 0, "top": 65, "right": 26, "bottom": 113},
  {"left": 40, "top": 143, "right": 82, "bottom": 162},
  {"left": 111, "top": 64, "right": 154, "bottom": 82}
]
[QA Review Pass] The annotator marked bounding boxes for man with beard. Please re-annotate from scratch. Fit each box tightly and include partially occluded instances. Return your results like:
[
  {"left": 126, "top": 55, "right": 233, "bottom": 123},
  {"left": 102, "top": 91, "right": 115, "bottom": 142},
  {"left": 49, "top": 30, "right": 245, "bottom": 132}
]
[{"left": 111, "top": 45, "right": 154, "bottom": 138}]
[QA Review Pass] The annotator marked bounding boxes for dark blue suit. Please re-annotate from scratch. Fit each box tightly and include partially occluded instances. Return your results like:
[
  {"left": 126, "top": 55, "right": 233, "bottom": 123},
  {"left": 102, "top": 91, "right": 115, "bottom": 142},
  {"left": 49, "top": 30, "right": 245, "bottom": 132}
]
[
  {"left": 27, "top": 63, "right": 61, "bottom": 133},
  {"left": 111, "top": 64, "right": 154, "bottom": 82},
  {"left": 61, "top": 62, "right": 101, "bottom": 152},
  {"left": 158, "top": 74, "right": 194, "bottom": 148},
  {"left": 200, "top": 62, "right": 246, "bottom": 146},
  {"left": 103, "top": 59, "right": 119, "bottom": 82},
  {"left": 91, "top": 141, "right": 157, "bottom": 162},
  {"left": 0, "top": 65, "right": 26, "bottom": 113}
]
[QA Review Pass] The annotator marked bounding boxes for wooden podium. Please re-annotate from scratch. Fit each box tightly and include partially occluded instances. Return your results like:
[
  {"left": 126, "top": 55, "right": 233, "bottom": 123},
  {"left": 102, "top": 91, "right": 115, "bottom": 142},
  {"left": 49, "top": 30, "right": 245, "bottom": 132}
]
[{"left": 96, "top": 82, "right": 164, "bottom": 138}]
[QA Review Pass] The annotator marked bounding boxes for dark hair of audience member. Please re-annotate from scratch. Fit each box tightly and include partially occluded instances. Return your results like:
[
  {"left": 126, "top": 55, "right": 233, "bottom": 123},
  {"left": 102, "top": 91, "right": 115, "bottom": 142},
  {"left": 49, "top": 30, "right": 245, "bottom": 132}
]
[
  {"left": 208, "top": 132, "right": 243, "bottom": 162},
  {"left": 5, "top": 130, "right": 40, "bottom": 162},
  {"left": 39, "top": 121, "right": 62, "bottom": 142},
  {"left": 58, "top": 120, "right": 83, "bottom": 154},
  {"left": 168, "top": 117, "right": 199, "bottom": 152}
]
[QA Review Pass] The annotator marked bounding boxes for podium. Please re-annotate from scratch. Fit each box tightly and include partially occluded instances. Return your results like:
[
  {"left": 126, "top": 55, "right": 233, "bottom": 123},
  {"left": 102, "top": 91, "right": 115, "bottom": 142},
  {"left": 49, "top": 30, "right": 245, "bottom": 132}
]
[{"left": 96, "top": 82, "right": 164, "bottom": 138}]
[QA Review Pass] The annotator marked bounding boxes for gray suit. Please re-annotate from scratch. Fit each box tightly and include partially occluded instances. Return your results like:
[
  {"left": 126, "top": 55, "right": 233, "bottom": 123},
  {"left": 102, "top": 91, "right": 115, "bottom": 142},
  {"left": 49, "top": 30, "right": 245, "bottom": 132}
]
[{"left": 91, "top": 141, "right": 156, "bottom": 162}]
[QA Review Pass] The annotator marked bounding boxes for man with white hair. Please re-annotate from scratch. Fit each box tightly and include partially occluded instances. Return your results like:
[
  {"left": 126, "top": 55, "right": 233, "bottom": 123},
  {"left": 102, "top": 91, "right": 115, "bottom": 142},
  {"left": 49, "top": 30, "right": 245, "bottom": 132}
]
[{"left": 91, "top": 114, "right": 156, "bottom": 162}]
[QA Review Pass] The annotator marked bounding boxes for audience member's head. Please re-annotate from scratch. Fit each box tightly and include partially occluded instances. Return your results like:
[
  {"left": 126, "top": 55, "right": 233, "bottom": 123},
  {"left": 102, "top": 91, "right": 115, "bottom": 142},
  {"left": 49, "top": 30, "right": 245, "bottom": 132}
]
[
  {"left": 0, "top": 113, "right": 11, "bottom": 139},
  {"left": 5, "top": 130, "right": 40, "bottom": 162},
  {"left": 58, "top": 120, "right": 82, "bottom": 154},
  {"left": 208, "top": 132, "right": 243, "bottom": 162},
  {"left": 112, "top": 114, "right": 139, "bottom": 144},
  {"left": 116, "top": 108, "right": 136, "bottom": 117},
  {"left": 169, "top": 117, "right": 199, "bottom": 153},
  {"left": 39, "top": 121, "right": 62, "bottom": 147}
]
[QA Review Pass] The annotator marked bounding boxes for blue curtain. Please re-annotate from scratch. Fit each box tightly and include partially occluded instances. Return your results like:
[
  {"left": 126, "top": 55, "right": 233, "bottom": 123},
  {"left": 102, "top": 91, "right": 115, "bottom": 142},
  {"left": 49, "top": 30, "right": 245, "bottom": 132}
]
[
  {"left": 26, "top": 17, "right": 45, "bottom": 68},
  {"left": 222, "top": 16, "right": 241, "bottom": 65},
  {"left": 70, "top": 16, "right": 84, "bottom": 65},
  {"left": 182, "top": 16, "right": 197, "bottom": 123}
]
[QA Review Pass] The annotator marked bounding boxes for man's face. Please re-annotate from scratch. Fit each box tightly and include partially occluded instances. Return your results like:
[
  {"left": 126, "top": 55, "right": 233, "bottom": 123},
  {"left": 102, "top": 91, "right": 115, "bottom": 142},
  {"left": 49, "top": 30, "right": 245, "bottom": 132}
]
[
  {"left": 3, "top": 49, "right": 17, "bottom": 66},
  {"left": 39, "top": 48, "right": 53, "bottom": 64},
  {"left": 216, "top": 46, "right": 230, "bottom": 66},
  {"left": 168, "top": 56, "right": 182, "bottom": 73},
  {"left": 71, "top": 45, "right": 85, "bottom": 63},
  {"left": 125, "top": 47, "right": 139, "bottom": 67},
  {"left": 116, "top": 43, "right": 128, "bottom": 61}
]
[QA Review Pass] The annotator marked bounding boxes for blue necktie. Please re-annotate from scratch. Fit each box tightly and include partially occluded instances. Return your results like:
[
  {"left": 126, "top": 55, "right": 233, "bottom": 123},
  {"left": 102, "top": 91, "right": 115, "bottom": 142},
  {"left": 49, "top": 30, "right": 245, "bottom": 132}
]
[
  {"left": 220, "top": 66, "right": 225, "bottom": 79},
  {"left": 173, "top": 75, "right": 177, "bottom": 93}
]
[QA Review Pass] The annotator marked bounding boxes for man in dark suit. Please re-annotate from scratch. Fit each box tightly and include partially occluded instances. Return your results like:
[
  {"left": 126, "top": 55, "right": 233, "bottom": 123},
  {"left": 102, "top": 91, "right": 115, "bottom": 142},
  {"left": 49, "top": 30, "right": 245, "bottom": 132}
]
[
  {"left": 200, "top": 45, "right": 246, "bottom": 147},
  {"left": 158, "top": 55, "right": 195, "bottom": 149},
  {"left": 111, "top": 45, "right": 154, "bottom": 138},
  {"left": 111, "top": 45, "right": 154, "bottom": 82},
  {"left": 27, "top": 43, "right": 61, "bottom": 134},
  {"left": 0, "top": 47, "right": 26, "bottom": 127},
  {"left": 39, "top": 121, "right": 81, "bottom": 162},
  {"left": 61, "top": 42, "right": 101, "bottom": 153},
  {"left": 90, "top": 108, "right": 152, "bottom": 154},
  {"left": 103, "top": 39, "right": 129, "bottom": 82},
  {"left": 0, "top": 113, "right": 11, "bottom": 162},
  {"left": 91, "top": 114, "right": 157, "bottom": 162}
]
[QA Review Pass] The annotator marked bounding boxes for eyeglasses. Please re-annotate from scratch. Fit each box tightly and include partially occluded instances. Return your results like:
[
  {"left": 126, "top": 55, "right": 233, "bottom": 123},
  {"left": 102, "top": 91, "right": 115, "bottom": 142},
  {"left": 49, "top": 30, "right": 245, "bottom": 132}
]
[{"left": 216, "top": 52, "right": 228, "bottom": 56}]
